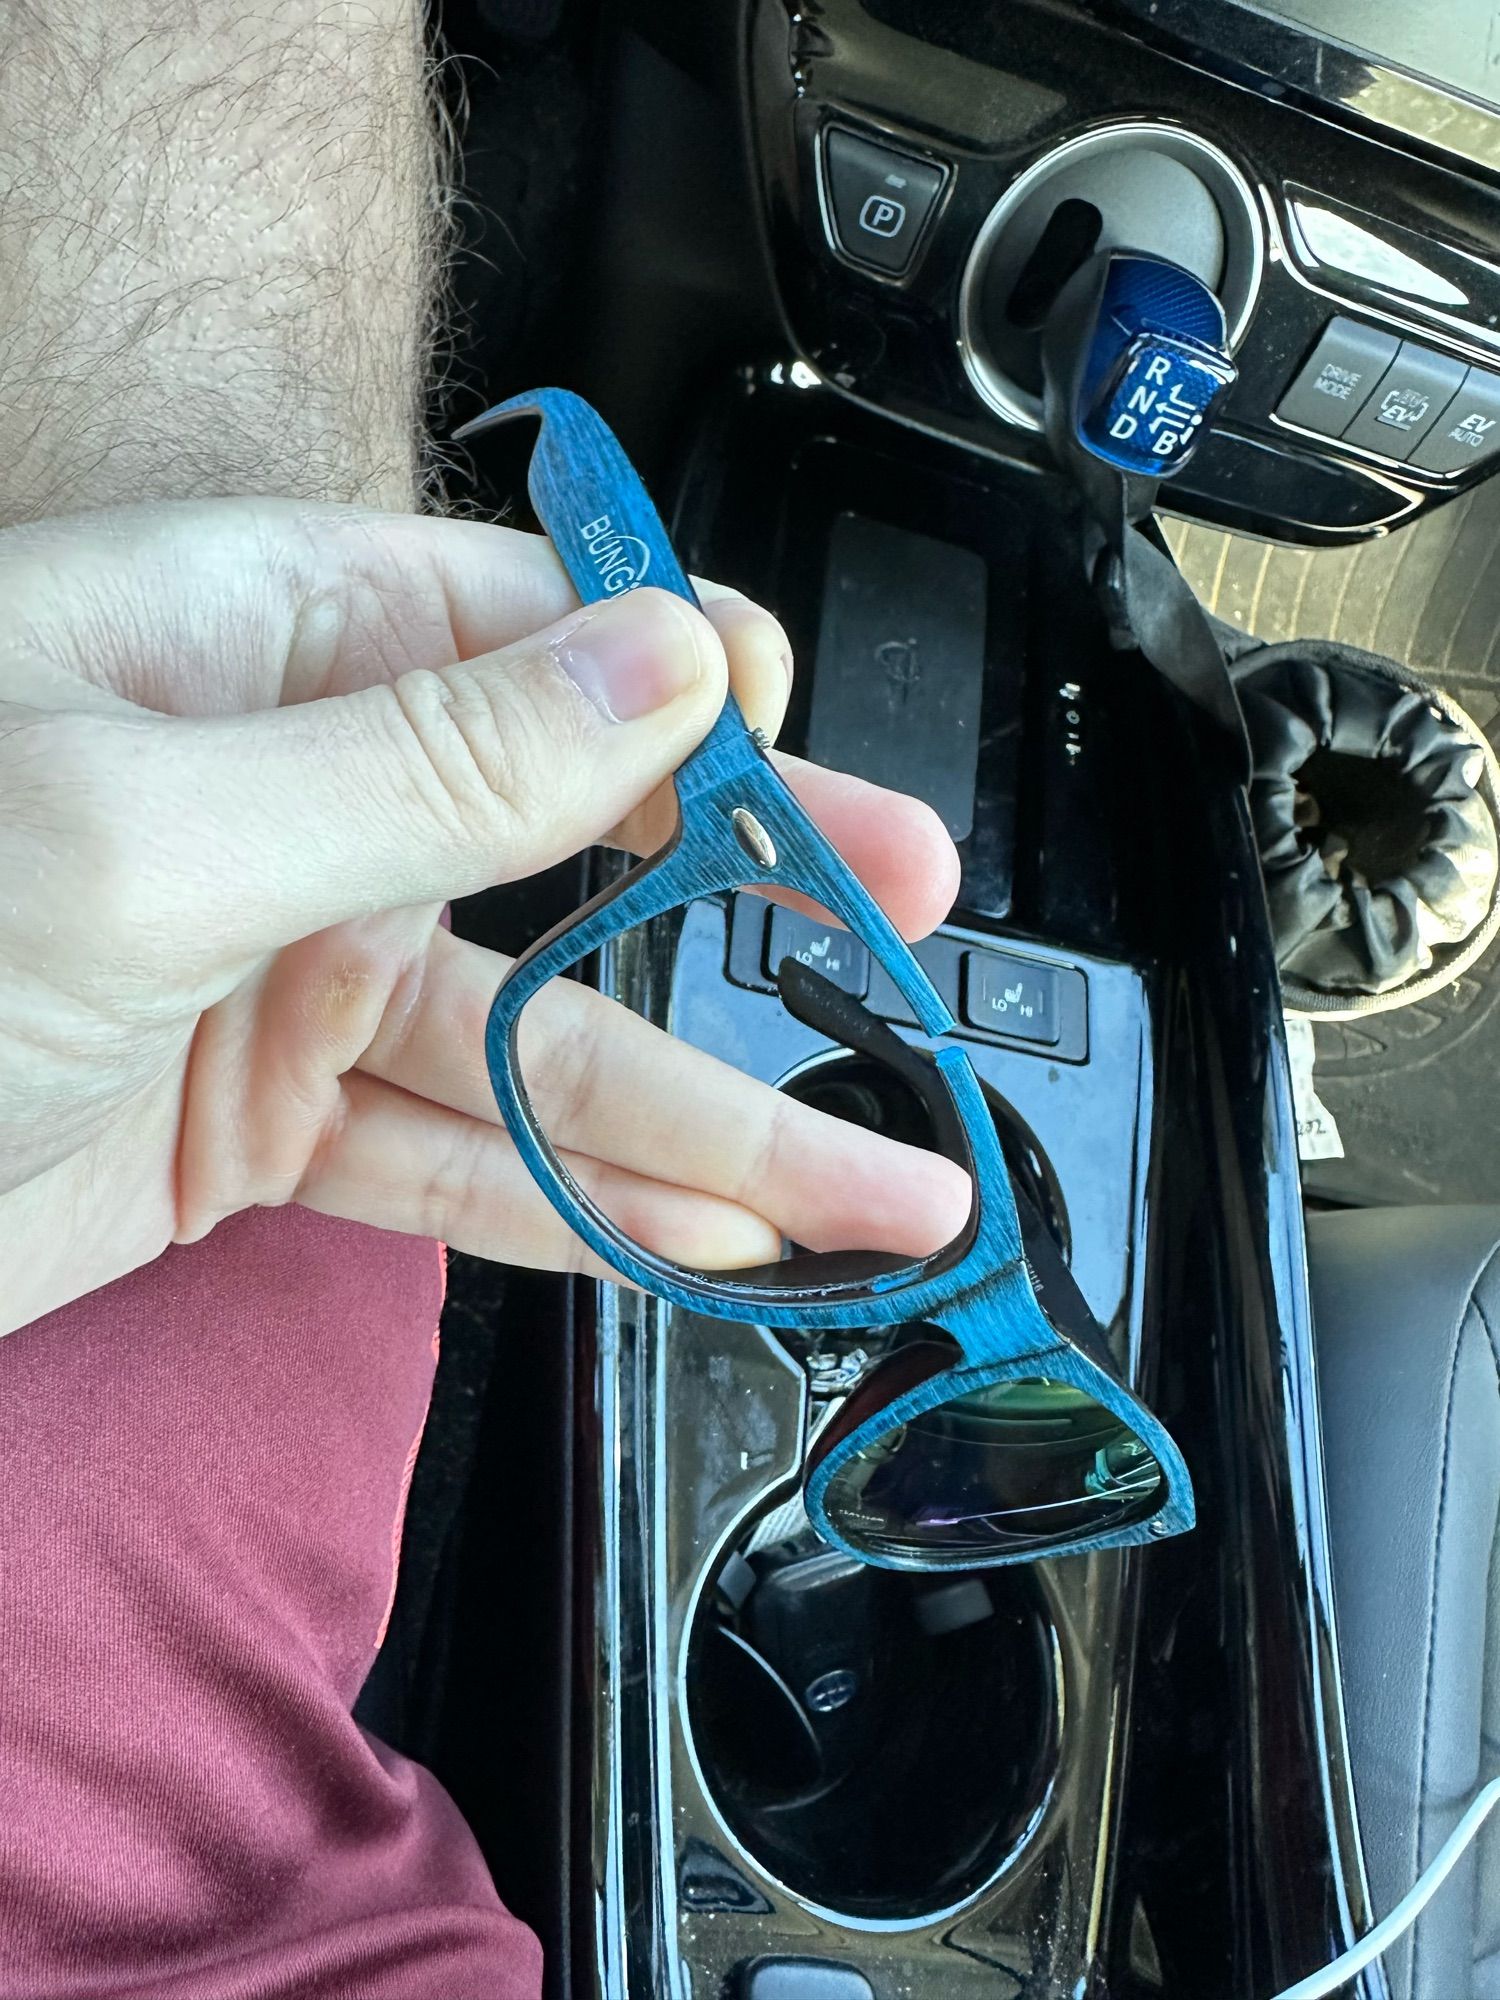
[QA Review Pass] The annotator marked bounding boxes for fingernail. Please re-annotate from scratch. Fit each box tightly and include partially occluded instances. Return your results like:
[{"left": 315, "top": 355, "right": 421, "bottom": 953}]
[{"left": 556, "top": 590, "right": 709, "bottom": 722}]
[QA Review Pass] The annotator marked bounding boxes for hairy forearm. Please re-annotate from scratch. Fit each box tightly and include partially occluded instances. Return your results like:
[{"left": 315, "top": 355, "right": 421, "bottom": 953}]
[{"left": 0, "top": 0, "right": 442, "bottom": 521}]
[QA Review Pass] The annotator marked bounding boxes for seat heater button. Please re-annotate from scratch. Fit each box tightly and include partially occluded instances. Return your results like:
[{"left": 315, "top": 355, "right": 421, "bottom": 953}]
[
  {"left": 822, "top": 128, "right": 945, "bottom": 277},
  {"left": 1340, "top": 339, "right": 1468, "bottom": 459},
  {"left": 961, "top": 951, "right": 1060, "bottom": 1045},
  {"left": 1275, "top": 317, "right": 1400, "bottom": 437},
  {"left": 1409, "top": 364, "right": 1500, "bottom": 473},
  {"left": 765, "top": 907, "right": 870, "bottom": 999}
]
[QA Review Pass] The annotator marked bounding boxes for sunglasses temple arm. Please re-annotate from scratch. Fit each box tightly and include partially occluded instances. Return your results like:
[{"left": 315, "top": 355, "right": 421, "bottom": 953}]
[
  {"left": 456, "top": 387, "right": 959, "bottom": 1042},
  {"left": 454, "top": 388, "right": 757, "bottom": 772}
]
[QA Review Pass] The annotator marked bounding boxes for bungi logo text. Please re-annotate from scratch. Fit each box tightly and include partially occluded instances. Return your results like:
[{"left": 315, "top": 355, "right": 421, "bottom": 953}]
[{"left": 581, "top": 515, "right": 652, "bottom": 593}]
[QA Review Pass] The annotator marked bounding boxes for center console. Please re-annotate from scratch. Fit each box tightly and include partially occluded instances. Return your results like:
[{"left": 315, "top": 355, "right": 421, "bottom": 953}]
[
  {"left": 558, "top": 383, "right": 1377, "bottom": 2000},
  {"left": 437, "top": 3, "right": 1500, "bottom": 1994}
]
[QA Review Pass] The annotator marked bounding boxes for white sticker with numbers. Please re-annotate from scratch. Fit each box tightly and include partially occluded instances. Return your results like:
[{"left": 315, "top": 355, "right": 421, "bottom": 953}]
[{"left": 1285, "top": 1015, "right": 1344, "bottom": 1162}]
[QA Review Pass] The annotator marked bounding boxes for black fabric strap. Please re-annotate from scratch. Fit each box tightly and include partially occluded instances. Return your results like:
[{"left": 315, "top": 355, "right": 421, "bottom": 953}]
[
  {"left": 775, "top": 958, "right": 971, "bottom": 1173},
  {"left": 1107, "top": 512, "right": 1252, "bottom": 782}
]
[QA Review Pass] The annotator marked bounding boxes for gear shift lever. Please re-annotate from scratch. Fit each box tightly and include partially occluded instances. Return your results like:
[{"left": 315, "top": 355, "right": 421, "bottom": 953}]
[
  {"left": 1053, "top": 251, "right": 1236, "bottom": 478},
  {"left": 1040, "top": 248, "right": 1250, "bottom": 776}
]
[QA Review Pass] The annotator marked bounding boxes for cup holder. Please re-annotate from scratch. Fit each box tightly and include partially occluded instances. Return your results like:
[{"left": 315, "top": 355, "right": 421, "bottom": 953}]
[
  {"left": 780, "top": 1048, "right": 1070, "bottom": 1260},
  {"left": 679, "top": 1052, "right": 1067, "bottom": 1919},
  {"left": 684, "top": 1515, "right": 1060, "bottom": 1919}
]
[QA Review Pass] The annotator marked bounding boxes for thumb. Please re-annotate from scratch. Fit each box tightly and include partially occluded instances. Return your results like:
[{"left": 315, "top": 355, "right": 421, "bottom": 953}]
[{"left": 123, "top": 587, "right": 726, "bottom": 967}]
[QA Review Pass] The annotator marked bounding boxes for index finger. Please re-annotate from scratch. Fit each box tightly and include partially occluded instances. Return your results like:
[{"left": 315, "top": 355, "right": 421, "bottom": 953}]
[{"left": 358, "top": 928, "right": 973, "bottom": 1258}]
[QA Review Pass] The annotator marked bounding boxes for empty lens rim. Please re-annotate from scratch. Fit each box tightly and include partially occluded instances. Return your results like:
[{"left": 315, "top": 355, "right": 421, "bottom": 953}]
[{"left": 485, "top": 845, "right": 1017, "bottom": 1332}]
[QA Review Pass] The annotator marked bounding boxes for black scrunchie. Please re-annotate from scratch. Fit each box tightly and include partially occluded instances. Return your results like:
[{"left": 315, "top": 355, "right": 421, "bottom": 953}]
[{"left": 1235, "top": 641, "right": 1499, "bottom": 1001}]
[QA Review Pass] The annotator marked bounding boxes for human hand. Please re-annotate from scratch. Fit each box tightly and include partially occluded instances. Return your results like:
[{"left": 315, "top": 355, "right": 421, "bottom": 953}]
[{"left": 0, "top": 502, "right": 969, "bottom": 1334}]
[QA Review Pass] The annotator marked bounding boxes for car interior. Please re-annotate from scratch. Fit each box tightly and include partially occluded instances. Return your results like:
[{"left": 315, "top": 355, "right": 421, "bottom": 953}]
[{"left": 352, "top": 4, "right": 1500, "bottom": 1996}]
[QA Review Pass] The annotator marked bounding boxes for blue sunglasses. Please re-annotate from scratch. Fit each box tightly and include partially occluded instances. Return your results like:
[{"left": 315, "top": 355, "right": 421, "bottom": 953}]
[{"left": 456, "top": 387, "right": 1194, "bottom": 1571}]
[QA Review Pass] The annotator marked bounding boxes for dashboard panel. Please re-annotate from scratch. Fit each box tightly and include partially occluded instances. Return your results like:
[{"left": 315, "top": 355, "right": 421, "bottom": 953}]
[
  {"left": 1101, "top": 0, "right": 1500, "bottom": 174},
  {"left": 1237, "top": 0, "right": 1500, "bottom": 112}
]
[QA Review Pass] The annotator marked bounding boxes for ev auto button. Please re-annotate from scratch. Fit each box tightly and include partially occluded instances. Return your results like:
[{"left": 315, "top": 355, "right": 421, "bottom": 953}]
[
  {"left": 1410, "top": 365, "right": 1500, "bottom": 474},
  {"left": 1275, "top": 317, "right": 1399, "bottom": 437},
  {"left": 766, "top": 907, "right": 870, "bottom": 999},
  {"left": 1340, "top": 339, "right": 1467, "bottom": 460},
  {"left": 823, "top": 128, "right": 946, "bottom": 277},
  {"left": 961, "top": 951, "right": 1060, "bottom": 1046}
]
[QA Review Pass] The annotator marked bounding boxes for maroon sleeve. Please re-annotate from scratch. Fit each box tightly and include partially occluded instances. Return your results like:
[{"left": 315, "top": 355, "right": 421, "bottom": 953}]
[{"left": 0, "top": 1207, "right": 542, "bottom": 2000}]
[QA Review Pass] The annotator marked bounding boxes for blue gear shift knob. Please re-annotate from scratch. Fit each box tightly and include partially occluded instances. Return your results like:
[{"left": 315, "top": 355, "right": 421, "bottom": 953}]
[{"left": 1074, "top": 253, "right": 1236, "bottom": 477}]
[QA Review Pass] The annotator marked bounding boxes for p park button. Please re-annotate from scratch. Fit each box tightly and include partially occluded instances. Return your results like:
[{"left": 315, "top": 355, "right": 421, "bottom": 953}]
[{"left": 822, "top": 128, "right": 946, "bottom": 278}]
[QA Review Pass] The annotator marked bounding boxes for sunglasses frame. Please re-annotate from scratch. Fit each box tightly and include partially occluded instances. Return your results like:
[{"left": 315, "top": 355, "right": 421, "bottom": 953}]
[{"left": 456, "top": 386, "right": 1195, "bottom": 1568}]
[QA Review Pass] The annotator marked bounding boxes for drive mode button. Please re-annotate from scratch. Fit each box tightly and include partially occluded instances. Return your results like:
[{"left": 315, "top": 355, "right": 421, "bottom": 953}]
[
  {"left": 823, "top": 128, "right": 946, "bottom": 277},
  {"left": 1275, "top": 318, "right": 1400, "bottom": 438}
]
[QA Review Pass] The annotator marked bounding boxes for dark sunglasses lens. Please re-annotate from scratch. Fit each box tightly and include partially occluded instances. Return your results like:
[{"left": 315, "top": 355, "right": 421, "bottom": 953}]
[{"left": 821, "top": 1376, "right": 1164, "bottom": 1564}]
